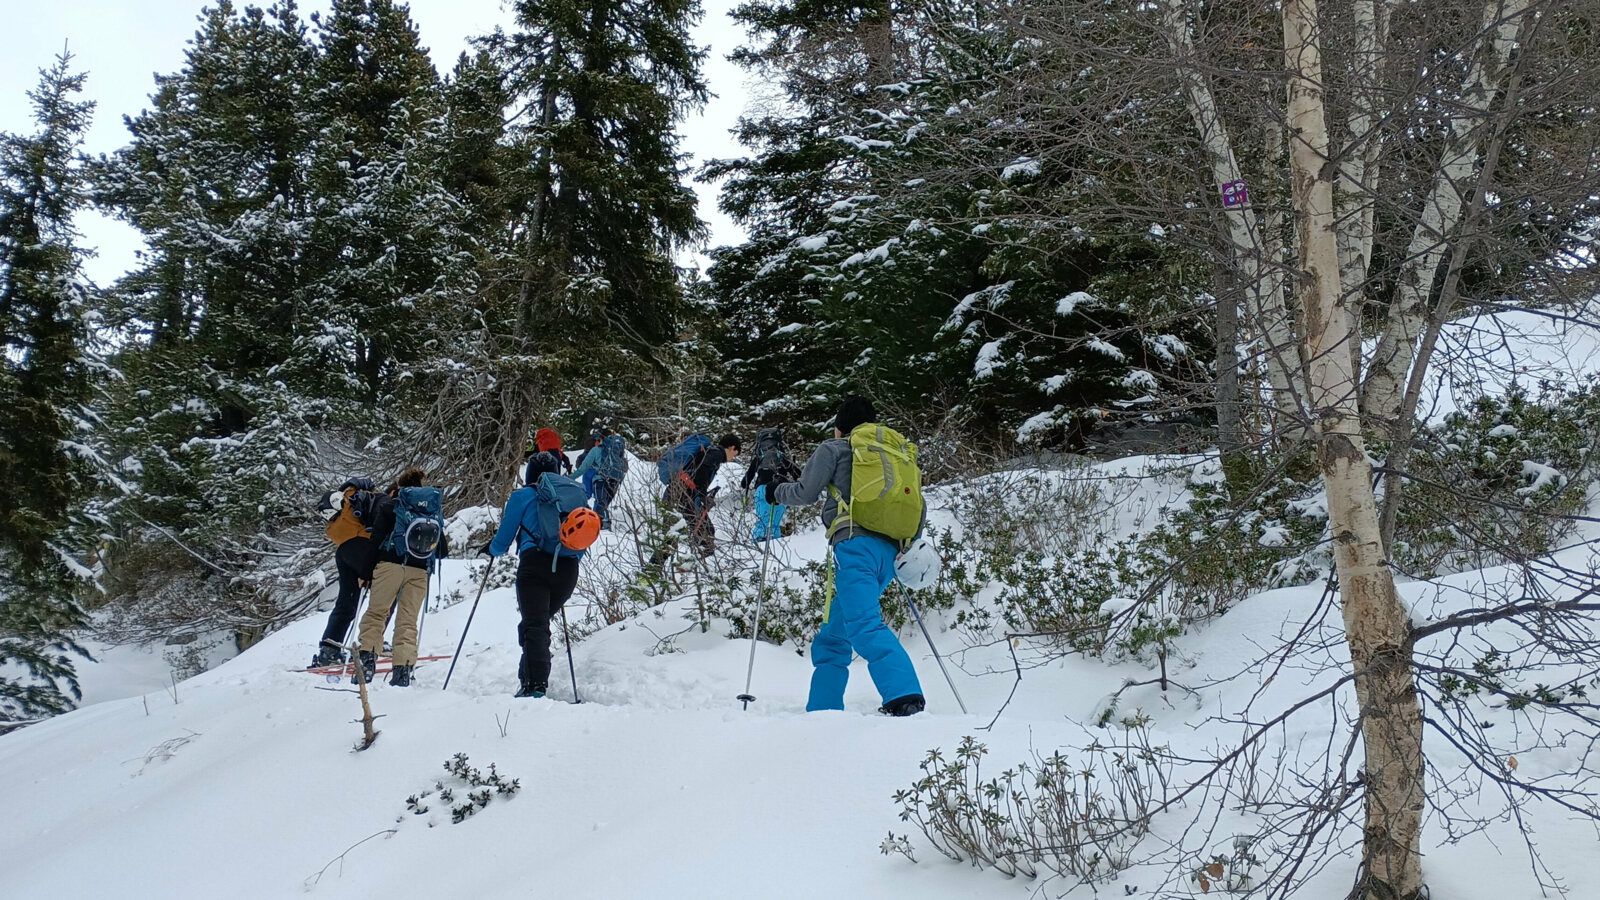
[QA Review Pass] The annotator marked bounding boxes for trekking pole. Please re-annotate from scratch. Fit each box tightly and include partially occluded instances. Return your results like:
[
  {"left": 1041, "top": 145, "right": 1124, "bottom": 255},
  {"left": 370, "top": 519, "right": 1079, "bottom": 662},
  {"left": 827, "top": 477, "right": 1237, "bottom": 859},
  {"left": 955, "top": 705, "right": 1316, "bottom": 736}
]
[
  {"left": 905, "top": 593, "right": 969, "bottom": 715},
  {"left": 737, "top": 532, "right": 776, "bottom": 710},
  {"left": 340, "top": 586, "right": 371, "bottom": 649},
  {"left": 559, "top": 606, "right": 582, "bottom": 704},
  {"left": 417, "top": 566, "right": 433, "bottom": 651},
  {"left": 442, "top": 560, "right": 495, "bottom": 691}
]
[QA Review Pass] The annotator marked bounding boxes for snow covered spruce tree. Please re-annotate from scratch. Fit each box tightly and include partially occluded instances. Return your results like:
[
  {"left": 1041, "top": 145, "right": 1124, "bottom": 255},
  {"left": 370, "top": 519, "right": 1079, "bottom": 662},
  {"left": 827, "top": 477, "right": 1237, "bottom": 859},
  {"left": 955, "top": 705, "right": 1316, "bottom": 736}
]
[
  {"left": 94, "top": 1, "right": 477, "bottom": 645},
  {"left": 305, "top": 0, "right": 480, "bottom": 405},
  {"left": 443, "top": 0, "right": 709, "bottom": 504},
  {"left": 0, "top": 53, "right": 95, "bottom": 728},
  {"left": 707, "top": 1, "right": 1209, "bottom": 447}
]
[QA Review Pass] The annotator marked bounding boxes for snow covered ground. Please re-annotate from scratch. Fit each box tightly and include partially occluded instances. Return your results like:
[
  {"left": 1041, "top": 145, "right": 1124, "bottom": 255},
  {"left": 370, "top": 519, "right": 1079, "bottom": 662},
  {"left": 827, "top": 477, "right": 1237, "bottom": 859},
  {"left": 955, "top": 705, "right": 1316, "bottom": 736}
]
[
  {"left": 5, "top": 442, "right": 1597, "bottom": 899},
  {"left": 14, "top": 306, "right": 1600, "bottom": 900}
]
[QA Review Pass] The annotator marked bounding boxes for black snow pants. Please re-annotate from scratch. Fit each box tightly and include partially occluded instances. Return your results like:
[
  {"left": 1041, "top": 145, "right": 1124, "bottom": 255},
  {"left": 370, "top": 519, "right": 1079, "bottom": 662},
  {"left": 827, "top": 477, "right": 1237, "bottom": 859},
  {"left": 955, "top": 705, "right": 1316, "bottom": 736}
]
[
  {"left": 320, "top": 537, "right": 373, "bottom": 647},
  {"left": 516, "top": 549, "right": 582, "bottom": 690}
]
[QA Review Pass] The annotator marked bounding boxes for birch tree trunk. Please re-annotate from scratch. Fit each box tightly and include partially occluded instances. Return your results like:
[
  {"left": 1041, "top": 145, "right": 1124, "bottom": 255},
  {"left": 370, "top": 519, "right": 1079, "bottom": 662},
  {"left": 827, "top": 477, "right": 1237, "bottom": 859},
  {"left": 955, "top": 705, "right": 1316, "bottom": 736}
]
[
  {"left": 1362, "top": 0, "right": 1531, "bottom": 429},
  {"left": 1283, "top": 0, "right": 1426, "bottom": 894},
  {"left": 1336, "top": 0, "right": 1389, "bottom": 379},
  {"left": 1160, "top": 0, "right": 1306, "bottom": 440}
]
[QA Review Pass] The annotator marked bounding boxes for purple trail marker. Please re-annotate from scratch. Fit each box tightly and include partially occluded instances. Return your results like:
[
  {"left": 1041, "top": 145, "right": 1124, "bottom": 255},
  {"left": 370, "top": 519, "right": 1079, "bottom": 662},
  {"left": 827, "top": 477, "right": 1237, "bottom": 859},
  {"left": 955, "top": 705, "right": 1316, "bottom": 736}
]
[{"left": 1220, "top": 179, "right": 1250, "bottom": 209}]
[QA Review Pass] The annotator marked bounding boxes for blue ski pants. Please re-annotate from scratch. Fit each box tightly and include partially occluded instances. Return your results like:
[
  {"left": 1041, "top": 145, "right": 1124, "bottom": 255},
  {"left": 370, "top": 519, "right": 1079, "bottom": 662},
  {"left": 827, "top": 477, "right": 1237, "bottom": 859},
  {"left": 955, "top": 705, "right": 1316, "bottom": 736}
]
[
  {"left": 752, "top": 492, "right": 786, "bottom": 541},
  {"left": 807, "top": 535, "right": 923, "bottom": 711}
]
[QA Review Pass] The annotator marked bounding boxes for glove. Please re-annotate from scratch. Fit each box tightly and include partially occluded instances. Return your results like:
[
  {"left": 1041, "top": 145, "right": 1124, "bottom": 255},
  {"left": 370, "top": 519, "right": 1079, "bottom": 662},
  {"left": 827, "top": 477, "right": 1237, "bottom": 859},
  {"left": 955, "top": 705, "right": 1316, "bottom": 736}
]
[
  {"left": 761, "top": 482, "right": 783, "bottom": 505},
  {"left": 477, "top": 542, "right": 494, "bottom": 560},
  {"left": 754, "top": 468, "right": 777, "bottom": 490}
]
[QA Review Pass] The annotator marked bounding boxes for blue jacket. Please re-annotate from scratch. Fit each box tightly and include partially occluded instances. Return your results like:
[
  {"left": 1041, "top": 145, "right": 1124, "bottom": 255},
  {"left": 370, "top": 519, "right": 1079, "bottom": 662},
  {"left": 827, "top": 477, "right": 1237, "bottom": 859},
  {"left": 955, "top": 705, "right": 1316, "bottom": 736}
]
[{"left": 488, "top": 487, "right": 541, "bottom": 557}]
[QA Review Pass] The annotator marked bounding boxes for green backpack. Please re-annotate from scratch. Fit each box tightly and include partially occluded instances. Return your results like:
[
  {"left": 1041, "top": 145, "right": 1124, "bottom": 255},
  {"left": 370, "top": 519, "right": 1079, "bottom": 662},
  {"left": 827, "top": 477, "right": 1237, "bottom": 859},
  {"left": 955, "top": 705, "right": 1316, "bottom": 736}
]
[{"left": 831, "top": 423, "right": 924, "bottom": 546}]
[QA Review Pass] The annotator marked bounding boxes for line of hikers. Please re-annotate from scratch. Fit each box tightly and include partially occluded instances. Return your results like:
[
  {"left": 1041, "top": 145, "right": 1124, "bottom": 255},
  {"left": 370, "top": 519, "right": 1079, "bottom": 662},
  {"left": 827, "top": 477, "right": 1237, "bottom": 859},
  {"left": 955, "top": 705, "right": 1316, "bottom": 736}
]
[{"left": 312, "top": 396, "right": 928, "bottom": 715}]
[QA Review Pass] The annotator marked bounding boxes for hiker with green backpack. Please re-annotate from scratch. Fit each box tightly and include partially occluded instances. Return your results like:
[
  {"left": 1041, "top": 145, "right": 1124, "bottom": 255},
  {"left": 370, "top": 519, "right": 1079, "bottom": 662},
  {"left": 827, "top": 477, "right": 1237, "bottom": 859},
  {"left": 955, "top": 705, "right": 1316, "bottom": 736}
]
[
  {"left": 355, "top": 466, "right": 450, "bottom": 687},
  {"left": 767, "top": 396, "right": 926, "bottom": 716}
]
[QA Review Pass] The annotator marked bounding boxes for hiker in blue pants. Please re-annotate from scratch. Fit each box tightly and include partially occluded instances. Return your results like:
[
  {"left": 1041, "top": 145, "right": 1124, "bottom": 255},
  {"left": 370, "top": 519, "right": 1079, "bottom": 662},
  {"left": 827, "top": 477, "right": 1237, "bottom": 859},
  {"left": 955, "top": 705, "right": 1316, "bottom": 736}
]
[
  {"left": 741, "top": 427, "right": 798, "bottom": 542},
  {"left": 768, "top": 396, "right": 925, "bottom": 716}
]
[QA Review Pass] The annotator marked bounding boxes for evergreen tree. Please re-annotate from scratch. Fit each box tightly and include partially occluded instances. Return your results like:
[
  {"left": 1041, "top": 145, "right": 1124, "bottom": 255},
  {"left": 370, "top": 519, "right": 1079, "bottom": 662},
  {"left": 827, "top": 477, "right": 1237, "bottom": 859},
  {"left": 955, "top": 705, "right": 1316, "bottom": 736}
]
[
  {"left": 307, "top": 0, "right": 477, "bottom": 403},
  {"left": 487, "top": 0, "right": 708, "bottom": 346},
  {"left": 439, "top": 0, "right": 710, "bottom": 502},
  {"left": 708, "top": 2, "right": 1209, "bottom": 445},
  {"left": 0, "top": 53, "right": 94, "bottom": 726},
  {"left": 92, "top": 1, "right": 479, "bottom": 642}
]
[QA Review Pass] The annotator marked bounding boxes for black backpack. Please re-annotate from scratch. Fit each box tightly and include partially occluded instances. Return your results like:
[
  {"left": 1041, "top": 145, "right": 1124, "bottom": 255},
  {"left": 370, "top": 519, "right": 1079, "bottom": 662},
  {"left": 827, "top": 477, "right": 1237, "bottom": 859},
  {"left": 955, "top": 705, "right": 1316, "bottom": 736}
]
[{"left": 753, "top": 427, "right": 794, "bottom": 477}]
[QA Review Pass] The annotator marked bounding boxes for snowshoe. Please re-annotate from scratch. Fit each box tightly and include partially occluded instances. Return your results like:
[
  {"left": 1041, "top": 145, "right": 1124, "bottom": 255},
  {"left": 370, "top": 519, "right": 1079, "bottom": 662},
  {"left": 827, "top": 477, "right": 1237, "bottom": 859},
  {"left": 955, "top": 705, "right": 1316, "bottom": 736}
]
[
  {"left": 389, "top": 664, "right": 414, "bottom": 688},
  {"left": 309, "top": 642, "right": 344, "bottom": 669},
  {"left": 880, "top": 694, "right": 926, "bottom": 717},
  {"left": 514, "top": 682, "right": 547, "bottom": 699},
  {"left": 352, "top": 650, "right": 377, "bottom": 685}
]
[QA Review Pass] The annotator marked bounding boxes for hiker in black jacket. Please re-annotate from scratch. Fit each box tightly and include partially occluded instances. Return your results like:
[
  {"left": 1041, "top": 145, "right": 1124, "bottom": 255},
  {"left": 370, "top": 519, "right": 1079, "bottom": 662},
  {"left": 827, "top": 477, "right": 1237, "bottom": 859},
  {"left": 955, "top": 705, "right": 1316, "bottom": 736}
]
[
  {"left": 665, "top": 434, "right": 740, "bottom": 559},
  {"left": 740, "top": 428, "right": 800, "bottom": 542},
  {"left": 311, "top": 477, "right": 379, "bottom": 668}
]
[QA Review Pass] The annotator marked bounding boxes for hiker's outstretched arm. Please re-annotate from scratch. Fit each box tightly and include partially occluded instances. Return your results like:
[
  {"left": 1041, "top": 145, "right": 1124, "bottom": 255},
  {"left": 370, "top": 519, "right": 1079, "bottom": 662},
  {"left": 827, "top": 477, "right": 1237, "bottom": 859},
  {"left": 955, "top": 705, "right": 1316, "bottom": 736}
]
[
  {"left": 488, "top": 490, "right": 531, "bottom": 557},
  {"left": 774, "top": 442, "right": 841, "bottom": 507}
]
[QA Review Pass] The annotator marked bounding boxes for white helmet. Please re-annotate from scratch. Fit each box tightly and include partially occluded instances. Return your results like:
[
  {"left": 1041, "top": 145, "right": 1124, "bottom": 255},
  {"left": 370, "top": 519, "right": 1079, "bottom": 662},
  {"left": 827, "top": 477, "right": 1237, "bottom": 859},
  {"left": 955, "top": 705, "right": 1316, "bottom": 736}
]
[
  {"left": 320, "top": 491, "right": 344, "bottom": 522},
  {"left": 895, "top": 537, "right": 942, "bottom": 591}
]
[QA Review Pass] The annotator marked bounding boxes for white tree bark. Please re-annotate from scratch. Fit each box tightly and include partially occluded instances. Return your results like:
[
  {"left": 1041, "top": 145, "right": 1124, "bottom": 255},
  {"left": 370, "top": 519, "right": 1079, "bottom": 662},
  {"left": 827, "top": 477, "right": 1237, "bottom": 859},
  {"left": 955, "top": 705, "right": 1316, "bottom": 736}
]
[
  {"left": 1283, "top": 0, "right": 1426, "bottom": 895},
  {"left": 1336, "top": 0, "right": 1390, "bottom": 378},
  {"left": 1362, "top": 0, "right": 1531, "bottom": 428},
  {"left": 1160, "top": 0, "right": 1305, "bottom": 438},
  {"left": 1335, "top": 0, "right": 1389, "bottom": 289}
]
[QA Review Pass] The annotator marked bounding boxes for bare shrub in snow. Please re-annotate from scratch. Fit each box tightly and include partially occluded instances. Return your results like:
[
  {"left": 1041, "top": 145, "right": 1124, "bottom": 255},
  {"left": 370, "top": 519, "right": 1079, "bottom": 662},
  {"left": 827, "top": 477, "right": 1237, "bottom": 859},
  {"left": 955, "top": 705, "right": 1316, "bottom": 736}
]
[{"left": 890, "top": 728, "right": 1170, "bottom": 882}]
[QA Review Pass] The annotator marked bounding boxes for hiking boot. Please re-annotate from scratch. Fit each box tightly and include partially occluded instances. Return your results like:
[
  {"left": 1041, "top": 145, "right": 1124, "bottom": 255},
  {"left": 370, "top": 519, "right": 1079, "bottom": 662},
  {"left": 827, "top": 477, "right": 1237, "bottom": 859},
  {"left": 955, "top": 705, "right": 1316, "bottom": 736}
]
[
  {"left": 309, "top": 642, "right": 344, "bottom": 669},
  {"left": 389, "top": 664, "right": 414, "bottom": 688},
  {"left": 880, "top": 694, "right": 926, "bottom": 717},
  {"left": 353, "top": 650, "right": 377, "bottom": 685},
  {"left": 514, "top": 682, "right": 547, "bottom": 699}
]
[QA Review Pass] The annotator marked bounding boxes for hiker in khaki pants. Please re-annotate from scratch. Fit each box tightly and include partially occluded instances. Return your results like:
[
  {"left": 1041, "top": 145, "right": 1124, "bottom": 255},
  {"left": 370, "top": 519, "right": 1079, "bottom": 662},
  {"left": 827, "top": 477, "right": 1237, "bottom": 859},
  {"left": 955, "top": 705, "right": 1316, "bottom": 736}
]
[
  {"left": 355, "top": 467, "right": 449, "bottom": 687},
  {"left": 358, "top": 560, "right": 428, "bottom": 670}
]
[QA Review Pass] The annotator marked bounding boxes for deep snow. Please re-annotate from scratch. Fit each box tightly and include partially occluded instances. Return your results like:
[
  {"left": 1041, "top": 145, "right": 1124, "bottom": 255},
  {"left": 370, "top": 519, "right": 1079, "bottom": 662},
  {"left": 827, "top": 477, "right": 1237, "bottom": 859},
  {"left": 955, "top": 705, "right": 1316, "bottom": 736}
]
[
  {"left": 9, "top": 315, "right": 1600, "bottom": 896},
  {"left": 5, "top": 442, "right": 1599, "bottom": 897}
]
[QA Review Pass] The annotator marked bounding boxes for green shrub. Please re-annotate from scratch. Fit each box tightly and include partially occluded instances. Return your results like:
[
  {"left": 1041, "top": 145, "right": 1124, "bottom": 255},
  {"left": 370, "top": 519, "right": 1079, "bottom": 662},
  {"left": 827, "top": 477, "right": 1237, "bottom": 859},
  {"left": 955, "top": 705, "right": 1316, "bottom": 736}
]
[{"left": 1394, "top": 383, "right": 1595, "bottom": 576}]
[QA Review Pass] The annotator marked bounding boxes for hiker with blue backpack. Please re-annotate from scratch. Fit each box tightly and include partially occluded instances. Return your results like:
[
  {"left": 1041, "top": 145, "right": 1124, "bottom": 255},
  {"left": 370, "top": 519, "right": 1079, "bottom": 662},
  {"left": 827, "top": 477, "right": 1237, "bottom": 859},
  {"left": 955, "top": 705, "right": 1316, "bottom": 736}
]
[
  {"left": 654, "top": 433, "right": 741, "bottom": 562},
  {"left": 573, "top": 429, "right": 605, "bottom": 497},
  {"left": 354, "top": 467, "right": 449, "bottom": 687},
  {"left": 766, "top": 396, "right": 927, "bottom": 716},
  {"left": 573, "top": 429, "right": 629, "bottom": 529},
  {"left": 482, "top": 451, "right": 602, "bottom": 698}
]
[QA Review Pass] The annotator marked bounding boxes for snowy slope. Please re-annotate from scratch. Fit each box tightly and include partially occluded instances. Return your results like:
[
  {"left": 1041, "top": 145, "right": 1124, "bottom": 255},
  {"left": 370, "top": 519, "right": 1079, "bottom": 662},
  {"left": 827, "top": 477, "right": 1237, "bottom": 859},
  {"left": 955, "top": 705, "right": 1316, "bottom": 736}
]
[{"left": 4, "top": 451, "right": 1598, "bottom": 899}]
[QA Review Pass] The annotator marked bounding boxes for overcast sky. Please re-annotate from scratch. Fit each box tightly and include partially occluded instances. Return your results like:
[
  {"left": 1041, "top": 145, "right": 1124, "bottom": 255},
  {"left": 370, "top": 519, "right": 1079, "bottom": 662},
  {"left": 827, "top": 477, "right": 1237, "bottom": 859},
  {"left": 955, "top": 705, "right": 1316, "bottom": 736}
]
[{"left": 0, "top": 0, "right": 751, "bottom": 286}]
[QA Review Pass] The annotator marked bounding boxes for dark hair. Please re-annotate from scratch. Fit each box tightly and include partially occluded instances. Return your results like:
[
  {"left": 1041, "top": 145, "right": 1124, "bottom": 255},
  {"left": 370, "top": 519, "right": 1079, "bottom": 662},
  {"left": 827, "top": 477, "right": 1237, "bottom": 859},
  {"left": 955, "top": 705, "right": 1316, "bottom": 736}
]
[
  {"left": 834, "top": 395, "right": 875, "bottom": 435},
  {"left": 718, "top": 433, "right": 742, "bottom": 451},
  {"left": 390, "top": 466, "right": 426, "bottom": 493}
]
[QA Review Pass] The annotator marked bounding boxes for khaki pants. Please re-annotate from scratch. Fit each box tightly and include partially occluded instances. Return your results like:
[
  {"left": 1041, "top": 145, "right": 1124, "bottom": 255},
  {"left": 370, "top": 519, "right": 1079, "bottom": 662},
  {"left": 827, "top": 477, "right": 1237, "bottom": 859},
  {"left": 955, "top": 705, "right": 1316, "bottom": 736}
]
[{"left": 358, "top": 561, "right": 428, "bottom": 666}]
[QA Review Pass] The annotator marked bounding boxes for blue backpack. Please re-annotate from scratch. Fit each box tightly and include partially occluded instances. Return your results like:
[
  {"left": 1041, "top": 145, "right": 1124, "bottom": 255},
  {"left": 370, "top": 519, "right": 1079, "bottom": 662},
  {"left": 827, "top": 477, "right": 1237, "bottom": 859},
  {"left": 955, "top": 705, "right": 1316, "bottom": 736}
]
[
  {"left": 383, "top": 486, "right": 445, "bottom": 563},
  {"left": 597, "top": 434, "right": 629, "bottom": 482},
  {"left": 518, "top": 473, "right": 592, "bottom": 559},
  {"left": 658, "top": 434, "right": 712, "bottom": 486}
]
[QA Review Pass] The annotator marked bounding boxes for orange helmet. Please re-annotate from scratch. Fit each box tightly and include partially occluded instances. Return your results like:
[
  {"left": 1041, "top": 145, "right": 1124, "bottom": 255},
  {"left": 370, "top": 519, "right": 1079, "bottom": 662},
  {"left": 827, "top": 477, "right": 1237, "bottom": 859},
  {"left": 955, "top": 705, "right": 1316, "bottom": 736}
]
[{"left": 560, "top": 507, "right": 602, "bottom": 551}]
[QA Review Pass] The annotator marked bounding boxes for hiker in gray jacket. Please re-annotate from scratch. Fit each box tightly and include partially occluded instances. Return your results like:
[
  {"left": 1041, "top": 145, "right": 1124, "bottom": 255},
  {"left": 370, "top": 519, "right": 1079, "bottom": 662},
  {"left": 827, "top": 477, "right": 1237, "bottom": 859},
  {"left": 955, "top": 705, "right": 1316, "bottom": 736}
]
[{"left": 766, "top": 396, "right": 925, "bottom": 715}]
